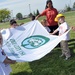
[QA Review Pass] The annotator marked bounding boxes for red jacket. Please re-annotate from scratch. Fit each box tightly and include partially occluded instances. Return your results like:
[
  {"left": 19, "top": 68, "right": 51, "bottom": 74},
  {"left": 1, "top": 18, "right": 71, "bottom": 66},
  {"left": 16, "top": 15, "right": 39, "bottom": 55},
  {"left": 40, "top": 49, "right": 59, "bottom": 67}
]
[{"left": 40, "top": 8, "right": 58, "bottom": 26}]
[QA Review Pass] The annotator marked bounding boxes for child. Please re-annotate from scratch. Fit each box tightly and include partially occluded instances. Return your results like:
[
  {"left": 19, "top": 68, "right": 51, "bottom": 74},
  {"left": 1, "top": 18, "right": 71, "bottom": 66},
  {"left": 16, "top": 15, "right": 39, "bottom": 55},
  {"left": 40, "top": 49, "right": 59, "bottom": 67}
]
[
  {"left": 51, "top": 14, "right": 71, "bottom": 60},
  {"left": 0, "top": 32, "right": 16, "bottom": 75},
  {"left": 31, "top": 15, "right": 35, "bottom": 21},
  {"left": 10, "top": 19, "right": 18, "bottom": 28},
  {"left": 41, "top": 19, "right": 51, "bottom": 33}
]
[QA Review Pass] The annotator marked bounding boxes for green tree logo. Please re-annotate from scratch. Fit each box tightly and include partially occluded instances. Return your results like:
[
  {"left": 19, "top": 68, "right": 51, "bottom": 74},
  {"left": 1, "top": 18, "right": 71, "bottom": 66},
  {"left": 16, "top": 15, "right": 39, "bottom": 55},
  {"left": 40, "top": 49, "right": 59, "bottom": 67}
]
[{"left": 21, "top": 35, "right": 50, "bottom": 49}]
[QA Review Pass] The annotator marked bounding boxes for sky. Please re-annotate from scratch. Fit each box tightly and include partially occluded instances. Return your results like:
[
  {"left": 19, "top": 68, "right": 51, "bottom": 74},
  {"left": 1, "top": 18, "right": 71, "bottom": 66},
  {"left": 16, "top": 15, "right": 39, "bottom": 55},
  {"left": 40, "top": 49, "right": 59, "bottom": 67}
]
[{"left": 0, "top": 0, "right": 75, "bottom": 17}]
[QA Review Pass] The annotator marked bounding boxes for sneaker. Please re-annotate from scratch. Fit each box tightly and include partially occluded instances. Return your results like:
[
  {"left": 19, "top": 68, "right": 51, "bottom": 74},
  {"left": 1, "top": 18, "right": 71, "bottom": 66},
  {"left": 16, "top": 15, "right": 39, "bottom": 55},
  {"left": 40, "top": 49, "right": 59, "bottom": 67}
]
[
  {"left": 59, "top": 54, "right": 64, "bottom": 57},
  {"left": 65, "top": 55, "right": 71, "bottom": 60}
]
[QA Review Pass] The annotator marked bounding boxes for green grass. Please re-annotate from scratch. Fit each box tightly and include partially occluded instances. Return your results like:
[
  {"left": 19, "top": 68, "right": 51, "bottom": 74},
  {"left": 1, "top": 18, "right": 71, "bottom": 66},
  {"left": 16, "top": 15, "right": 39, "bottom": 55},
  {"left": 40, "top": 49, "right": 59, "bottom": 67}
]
[
  {"left": 0, "top": 18, "right": 31, "bottom": 28},
  {"left": 1, "top": 11, "right": 75, "bottom": 75}
]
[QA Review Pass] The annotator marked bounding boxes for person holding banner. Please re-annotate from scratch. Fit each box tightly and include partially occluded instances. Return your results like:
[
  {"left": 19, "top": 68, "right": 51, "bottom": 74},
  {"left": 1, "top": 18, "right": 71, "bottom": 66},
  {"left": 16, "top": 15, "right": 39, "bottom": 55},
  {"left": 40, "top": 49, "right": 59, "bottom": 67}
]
[
  {"left": 1, "top": 19, "right": 25, "bottom": 42},
  {"left": 1, "top": 19, "right": 18, "bottom": 40},
  {"left": 36, "top": 0, "right": 58, "bottom": 34},
  {"left": 41, "top": 19, "right": 51, "bottom": 32},
  {"left": 0, "top": 32, "right": 16, "bottom": 75},
  {"left": 9, "top": 19, "right": 25, "bottom": 35},
  {"left": 8, "top": 19, "right": 19, "bottom": 39},
  {"left": 51, "top": 14, "right": 71, "bottom": 60}
]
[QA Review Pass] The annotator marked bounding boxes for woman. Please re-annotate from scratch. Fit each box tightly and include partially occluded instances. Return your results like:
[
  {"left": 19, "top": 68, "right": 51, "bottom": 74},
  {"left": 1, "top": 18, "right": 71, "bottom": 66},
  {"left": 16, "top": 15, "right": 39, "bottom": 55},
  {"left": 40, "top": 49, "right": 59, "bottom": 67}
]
[{"left": 36, "top": 0, "right": 58, "bottom": 34}]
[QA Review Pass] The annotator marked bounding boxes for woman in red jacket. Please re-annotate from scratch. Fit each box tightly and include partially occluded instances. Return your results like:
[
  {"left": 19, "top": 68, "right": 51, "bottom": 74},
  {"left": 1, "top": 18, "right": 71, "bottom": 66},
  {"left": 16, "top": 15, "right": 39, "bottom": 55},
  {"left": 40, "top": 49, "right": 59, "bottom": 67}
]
[{"left": 36, "top": 0, "right": 58, "bottom": 34}]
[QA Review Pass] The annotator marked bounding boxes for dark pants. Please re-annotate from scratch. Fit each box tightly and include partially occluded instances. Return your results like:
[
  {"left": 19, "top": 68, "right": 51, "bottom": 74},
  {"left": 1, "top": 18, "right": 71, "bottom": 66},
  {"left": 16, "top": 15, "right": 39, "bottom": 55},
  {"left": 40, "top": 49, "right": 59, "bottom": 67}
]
[
  {"left": 49, "top": 25, "right": 60, "bottom": 47},
  {"left": 48, "top": 25, "right": 59, "bottom": 35}
]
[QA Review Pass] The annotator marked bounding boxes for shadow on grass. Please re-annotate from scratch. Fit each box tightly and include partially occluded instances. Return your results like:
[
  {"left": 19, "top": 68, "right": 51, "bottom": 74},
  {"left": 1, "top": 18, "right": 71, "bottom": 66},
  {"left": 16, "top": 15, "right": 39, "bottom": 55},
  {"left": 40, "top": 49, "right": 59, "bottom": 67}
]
[
  {"left": 68, "top": 39, "right": 75, "bottom": 47},
  {"left": 68, "top": 39, "right": 75, "bottom": 55},
  {"left": 11, "top": 71, "right": 32, "bottom": 75}
]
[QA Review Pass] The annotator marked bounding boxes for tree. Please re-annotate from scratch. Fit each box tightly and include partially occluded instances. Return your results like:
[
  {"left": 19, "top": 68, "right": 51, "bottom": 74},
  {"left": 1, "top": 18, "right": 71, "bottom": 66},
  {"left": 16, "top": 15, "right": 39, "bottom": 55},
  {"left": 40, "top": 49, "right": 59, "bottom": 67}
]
[
  {"left": 0, "top": 9, "right": 10, "bottom": 22},
  {"left": 73, "top": 2, "right": 75, "bottom": 8},
  {"left": 65, "top": 5, "right": 71, "bottom": 11},
  {"left": 33, "top": 11, "right": 36, "bottom": 16},
  {"left": 16, "top": 13, "right": 23, "bottom": 20},
  {"left": 28, "top": 13, "right": 33, "bottom": 17},
  {"left": 36, "top": 9, "right": 40, "bottom": 16}
]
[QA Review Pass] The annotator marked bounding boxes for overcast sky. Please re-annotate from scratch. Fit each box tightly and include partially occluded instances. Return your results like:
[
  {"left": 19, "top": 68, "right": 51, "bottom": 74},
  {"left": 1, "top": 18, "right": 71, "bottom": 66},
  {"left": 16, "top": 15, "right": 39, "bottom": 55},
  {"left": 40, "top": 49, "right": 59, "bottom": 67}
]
[{"left": 0, "top": 0, "right": 75, "bottom": 17}]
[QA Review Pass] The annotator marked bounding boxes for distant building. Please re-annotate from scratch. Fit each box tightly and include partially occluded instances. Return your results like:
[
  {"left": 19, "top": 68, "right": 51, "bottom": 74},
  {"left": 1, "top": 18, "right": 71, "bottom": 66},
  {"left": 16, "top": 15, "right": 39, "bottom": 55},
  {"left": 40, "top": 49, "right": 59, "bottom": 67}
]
[
  {"left": 58, "top": 10, "right": 65, "bottom": 13},
  {"left": 71, "top": 8, "right": 75, "bottom": 11},
  {"left": 23, "top": 15, "right": 29, "bottom": 19}
]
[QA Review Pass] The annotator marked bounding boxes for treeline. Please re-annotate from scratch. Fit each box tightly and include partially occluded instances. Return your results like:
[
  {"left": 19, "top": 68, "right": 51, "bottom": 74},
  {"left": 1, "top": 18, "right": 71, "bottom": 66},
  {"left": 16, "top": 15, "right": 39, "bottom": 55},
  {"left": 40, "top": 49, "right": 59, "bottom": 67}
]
[
  {"left": 0, "top": 2, "right": 75, "bottom": 23},
  {"left": 0, "top": 9, "right": 40, "bottom": 23}
]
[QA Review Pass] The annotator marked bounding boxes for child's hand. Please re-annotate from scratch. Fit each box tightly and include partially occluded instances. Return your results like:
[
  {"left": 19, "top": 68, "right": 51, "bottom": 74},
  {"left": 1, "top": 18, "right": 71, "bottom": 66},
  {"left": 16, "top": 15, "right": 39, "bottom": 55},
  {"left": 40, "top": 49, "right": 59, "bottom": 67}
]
[
  {"left": 71, "top": 26, "right": 75, "bottom": 31},
  {"left": 7, "top": 57, "right": 16, "bottom": 64},
  {"left": 3, "top": 57, "right": 16, "bottom": 64},
  {"left": 49, "top": 33, "right": 52, "bottom": 35},
  {"left": 10, "top": 60, "right": 16, "bottom": 64},
  {"left": 50, "top": 33, "right": 53, "bottom": 35}
]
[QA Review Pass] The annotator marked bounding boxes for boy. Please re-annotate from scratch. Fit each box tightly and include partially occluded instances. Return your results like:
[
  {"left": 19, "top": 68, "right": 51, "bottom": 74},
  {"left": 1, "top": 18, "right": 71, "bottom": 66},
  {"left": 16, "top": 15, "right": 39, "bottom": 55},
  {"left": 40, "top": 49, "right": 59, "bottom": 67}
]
[
  {"left": 1, "top": 19, "right": 25, "bottom": 41},
  {"left": 0, "top": 32, "right": 16, "bottom": 75},
  {"left": 31, "top": 15, "right": 35, "bottom": 21},
  {"left": 51, "top": 14, "right": 71, "bottom": 60}
]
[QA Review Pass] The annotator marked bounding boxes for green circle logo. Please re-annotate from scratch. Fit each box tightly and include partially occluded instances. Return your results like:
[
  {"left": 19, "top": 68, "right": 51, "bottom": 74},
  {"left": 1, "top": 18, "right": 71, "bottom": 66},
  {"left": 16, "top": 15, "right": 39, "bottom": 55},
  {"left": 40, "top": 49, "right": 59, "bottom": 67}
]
[{"left": 21, "top": 35, "right": 50, "bottom": 49}]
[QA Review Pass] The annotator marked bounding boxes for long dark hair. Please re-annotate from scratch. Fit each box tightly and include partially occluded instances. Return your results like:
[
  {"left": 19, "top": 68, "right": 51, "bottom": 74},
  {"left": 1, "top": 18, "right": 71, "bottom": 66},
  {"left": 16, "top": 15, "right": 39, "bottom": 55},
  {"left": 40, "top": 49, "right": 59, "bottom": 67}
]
[{"left": 45, "top": 0, "right": 53, "bottom": 9}]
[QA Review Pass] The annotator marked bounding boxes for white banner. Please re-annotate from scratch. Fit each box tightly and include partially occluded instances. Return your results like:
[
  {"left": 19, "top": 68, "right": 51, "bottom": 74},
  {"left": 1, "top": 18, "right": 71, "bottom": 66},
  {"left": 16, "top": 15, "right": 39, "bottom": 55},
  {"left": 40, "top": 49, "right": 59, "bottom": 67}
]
[{"left": 2, "top": 20, "right": 70, "bottom": 62}]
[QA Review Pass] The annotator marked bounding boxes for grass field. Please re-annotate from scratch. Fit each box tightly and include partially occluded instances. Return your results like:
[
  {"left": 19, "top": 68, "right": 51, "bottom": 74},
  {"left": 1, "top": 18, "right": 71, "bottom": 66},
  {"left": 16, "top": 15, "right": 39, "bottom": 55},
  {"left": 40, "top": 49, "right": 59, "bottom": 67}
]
[{"left": 1, "top": 11, "right": 75, "bottom": 75}]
